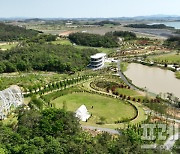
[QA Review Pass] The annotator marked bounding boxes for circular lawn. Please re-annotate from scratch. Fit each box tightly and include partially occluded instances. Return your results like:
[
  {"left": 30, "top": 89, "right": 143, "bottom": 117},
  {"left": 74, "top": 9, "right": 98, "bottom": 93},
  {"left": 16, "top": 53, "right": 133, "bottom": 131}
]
[{"left": 51, "top": 92, "right": 137, "bottom": 125}]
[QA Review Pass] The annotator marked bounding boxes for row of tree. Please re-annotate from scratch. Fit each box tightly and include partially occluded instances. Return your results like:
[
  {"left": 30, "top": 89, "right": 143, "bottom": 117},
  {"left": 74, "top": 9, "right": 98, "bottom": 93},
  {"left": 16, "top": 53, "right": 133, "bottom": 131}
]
[
  {"left": 165, "top": 36, "right": 180, "bottom": 49},
  {"left": 85, "top": 20, "right": 121, "bottom": 26},
  {"left": 105, "top": 31, "right": 137, "bottom": 40},
  {"left": 125, "top": 24, "right": 173, "bottom": 29}
]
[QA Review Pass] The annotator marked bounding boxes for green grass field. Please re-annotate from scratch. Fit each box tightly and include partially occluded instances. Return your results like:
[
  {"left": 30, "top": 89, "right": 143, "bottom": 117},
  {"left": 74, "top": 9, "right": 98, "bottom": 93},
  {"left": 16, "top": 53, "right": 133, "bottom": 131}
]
[
  {"left": 52, "top": 39, "right": 116, "bottom": 54},
  {"left": 75, "top": 45, "right": 115, "bottom": 54},
  {"left": 51, "top": 39, "right": 72, "bottom": 45},
  {"left": 51, "top": 92, "right": 137, "bottom": 125},
  {"left": 148, "top": 53, "right": 180, "bottom": 64},
  {"left": 0, "top": 42, "right": 18, "bottom": 50},
  {"left": 115, "top": 88, "right": 145, "bottom": 99}
]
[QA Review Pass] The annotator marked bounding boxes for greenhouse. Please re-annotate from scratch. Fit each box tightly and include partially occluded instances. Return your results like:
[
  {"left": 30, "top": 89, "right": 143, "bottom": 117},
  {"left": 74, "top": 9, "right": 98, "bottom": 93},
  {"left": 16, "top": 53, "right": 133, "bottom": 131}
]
[{"left": 0, "top": 85, "right": 23, "bottom": 119}]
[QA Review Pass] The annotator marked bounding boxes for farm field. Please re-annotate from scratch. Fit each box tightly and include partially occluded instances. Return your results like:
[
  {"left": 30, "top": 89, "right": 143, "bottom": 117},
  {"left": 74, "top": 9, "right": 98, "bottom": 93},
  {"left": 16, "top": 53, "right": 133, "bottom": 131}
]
[{"left": 51, "top": 92, "right": 137, "bottom": 125}]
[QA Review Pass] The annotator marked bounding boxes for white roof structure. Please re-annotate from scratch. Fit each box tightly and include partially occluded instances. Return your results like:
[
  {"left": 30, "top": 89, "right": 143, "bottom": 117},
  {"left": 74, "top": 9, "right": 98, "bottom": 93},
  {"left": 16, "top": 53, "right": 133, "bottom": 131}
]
[
  {"left": 90, "top": 53, "right": 106, "bottom": 59},
  {"left": 0, "top": 85, "right": 23, "bottom": 119},
  {"left": 75, "top": 105, "right": 91, "bottom": 121}
]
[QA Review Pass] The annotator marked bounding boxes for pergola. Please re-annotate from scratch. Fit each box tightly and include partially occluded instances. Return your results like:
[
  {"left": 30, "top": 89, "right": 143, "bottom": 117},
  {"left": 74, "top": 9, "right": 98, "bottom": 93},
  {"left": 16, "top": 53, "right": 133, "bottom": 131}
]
[{"left": 0, "top": 85, "right": 23, "bottom": 119}]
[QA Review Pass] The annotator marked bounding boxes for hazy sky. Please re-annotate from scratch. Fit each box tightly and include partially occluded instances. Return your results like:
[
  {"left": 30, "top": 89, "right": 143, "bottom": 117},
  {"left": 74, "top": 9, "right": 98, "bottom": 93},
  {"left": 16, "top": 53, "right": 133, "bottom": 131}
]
[{"left": 1, "top": 0, "right": 180, "bottom": 18}]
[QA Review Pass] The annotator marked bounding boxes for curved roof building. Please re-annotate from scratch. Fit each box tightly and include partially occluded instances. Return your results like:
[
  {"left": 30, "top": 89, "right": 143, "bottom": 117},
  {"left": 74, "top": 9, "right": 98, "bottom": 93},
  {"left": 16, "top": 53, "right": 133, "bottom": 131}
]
[{"left": 90, "top": 53, "right": 106, "bottom": 70}]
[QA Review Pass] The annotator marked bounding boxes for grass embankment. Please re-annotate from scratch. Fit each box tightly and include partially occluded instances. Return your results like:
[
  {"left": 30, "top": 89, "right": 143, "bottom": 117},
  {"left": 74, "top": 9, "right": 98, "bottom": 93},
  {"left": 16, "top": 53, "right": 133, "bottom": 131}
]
[
  {"left": 175, "top": 71, "right": 180, "bottom": 79},
  {"left": 115, "top": 88, "right": 145, "bottom": 99},
  {"left": 120, "top": 62, "right": 128, "bottom": 72},
  {"left": 51, "top": 92, "right": 137, "bottom": 125}
]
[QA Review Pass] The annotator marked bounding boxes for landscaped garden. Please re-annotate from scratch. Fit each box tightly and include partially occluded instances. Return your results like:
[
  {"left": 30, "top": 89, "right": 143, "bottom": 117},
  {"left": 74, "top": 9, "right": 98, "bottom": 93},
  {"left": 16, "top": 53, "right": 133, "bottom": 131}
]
[{"left": 148, "top": 53, "right": 180, "bottom": 64}]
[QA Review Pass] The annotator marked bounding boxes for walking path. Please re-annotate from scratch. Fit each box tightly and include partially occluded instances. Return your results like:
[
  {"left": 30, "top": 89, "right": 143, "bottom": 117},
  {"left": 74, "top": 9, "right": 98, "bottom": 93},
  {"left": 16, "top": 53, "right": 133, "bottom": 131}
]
[
  {"left": 81, "top": 125, "right": 120, "bottom": 135},
  {"left": 117, "top": 60, "right": 138, "bottom": 90}
]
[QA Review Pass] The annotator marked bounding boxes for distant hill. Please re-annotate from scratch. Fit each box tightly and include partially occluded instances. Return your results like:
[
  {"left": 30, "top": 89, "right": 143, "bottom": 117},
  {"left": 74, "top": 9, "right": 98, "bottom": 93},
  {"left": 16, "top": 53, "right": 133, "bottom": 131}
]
[{"left": 0, "top": 22, "right": 39, "bottom": 41}]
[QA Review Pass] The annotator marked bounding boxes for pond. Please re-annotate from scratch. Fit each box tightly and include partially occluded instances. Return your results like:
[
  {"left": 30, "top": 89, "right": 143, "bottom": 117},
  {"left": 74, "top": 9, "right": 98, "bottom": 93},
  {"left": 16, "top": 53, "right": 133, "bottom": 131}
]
[{"left": 124, "top": 63, "right": 180, "bottom": 98}]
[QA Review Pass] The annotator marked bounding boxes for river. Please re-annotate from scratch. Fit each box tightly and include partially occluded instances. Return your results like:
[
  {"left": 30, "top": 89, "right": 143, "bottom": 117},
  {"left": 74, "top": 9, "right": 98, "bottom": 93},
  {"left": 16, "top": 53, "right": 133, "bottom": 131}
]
[{"left": 124, "top": 63, "right": 180, "bottom": 98}]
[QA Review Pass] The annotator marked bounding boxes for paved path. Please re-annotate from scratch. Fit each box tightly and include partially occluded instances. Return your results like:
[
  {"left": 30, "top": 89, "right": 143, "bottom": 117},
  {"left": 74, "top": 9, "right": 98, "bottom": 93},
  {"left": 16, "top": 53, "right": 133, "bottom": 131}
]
[
  {"left": 81, "top": 125, "right": 120, "bottom": 135},
  {"left": 117, "top": 60, "right": 138, "bottom": 90}
]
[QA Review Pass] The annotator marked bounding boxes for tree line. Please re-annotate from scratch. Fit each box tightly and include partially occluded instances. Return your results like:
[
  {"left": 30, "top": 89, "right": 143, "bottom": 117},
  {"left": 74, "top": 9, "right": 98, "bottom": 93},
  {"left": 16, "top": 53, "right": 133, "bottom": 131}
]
[
  {"left": 0, "top": 43, "right": 97, "bottom": 73},
  {"left": 125, "top": 24, "right": 173, "bottom": 29},
  {"left": 105, "top": 31, "right": 137, "bottom": 40},
  {"left": 69, "top": 32, "right": 119, "bottom": 48},
  {"left": 85, "top": 20, "right": 121, "bottom": 26},
  {"left": 165, "top": 36, "right": 180, "bottom": 49},
  {"left": 0, "top": 22, "right": 39, "bottom": 41}
]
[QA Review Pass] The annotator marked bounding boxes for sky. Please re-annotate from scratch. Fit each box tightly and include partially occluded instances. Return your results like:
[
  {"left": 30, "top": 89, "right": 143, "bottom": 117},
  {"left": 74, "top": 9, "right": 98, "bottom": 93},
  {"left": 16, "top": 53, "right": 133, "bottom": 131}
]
[{"left": 0, "top": 0, "right": 180, "bottom": 18}]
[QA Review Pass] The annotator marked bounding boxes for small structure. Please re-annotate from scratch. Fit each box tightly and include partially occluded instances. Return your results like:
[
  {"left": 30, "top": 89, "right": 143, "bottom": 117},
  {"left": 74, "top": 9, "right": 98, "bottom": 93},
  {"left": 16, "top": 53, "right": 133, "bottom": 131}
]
[
  {"left": 0, "top": 85, "right": 23, "bottom": 120},
  {"left": 90, "top": 53, "right": 107, "bottom": 70},
  {"left": 75, "top": 105, "right": 91, "bottom": 121}
]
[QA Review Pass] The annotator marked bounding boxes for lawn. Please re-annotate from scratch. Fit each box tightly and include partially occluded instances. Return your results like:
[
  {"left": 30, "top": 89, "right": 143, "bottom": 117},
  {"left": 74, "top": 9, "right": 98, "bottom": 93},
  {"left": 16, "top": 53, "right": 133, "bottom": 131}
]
[
  {"left": 51, "top": 39, "right": 72, "bottom": 45},
  {"left": 148, "top": 53, "right": 180, "bottom": 64},
  {"left": 51, "top": 92, "right": 137, "bottom": 125},
  {"left": 52, "top": 38, "right": 116, "bottom": 54},
  {"left": 75, "top": 45, "right": 115, "bottom": 54},
  {"left": 0, "top": 42, "right": 18, "bottom": 50},
  {"left": 115, "top": 88, "right": 145, "bottom": 99}
]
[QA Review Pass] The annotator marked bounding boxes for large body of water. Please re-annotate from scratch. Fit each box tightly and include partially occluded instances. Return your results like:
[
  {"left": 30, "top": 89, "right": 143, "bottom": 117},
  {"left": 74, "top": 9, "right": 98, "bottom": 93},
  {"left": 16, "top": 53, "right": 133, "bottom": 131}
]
[
  {"left": 152, "top": 22, "right": 180, "bottom": 29},
  {"left": 124, "top": 63, "right": 180, "bottom": 98}
]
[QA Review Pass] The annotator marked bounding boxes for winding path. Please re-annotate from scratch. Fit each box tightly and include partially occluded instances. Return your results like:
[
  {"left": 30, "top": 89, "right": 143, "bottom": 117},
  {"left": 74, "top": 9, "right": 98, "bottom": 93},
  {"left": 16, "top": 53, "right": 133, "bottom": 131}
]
[
  {"left": 81, "top": 125, "right": 120, "bottom": 135},
  {"left": 117, "top": 60, "right": 138, "bottom": 90}
]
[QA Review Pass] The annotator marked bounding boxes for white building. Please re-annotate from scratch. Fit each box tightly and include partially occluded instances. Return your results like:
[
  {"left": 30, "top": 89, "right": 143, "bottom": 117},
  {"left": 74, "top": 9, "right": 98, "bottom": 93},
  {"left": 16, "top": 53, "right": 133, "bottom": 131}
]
[
  {"left": 75, "top": 105, "right": 90, "bottom": 121},
  {"left": 0, "top": 85, "right": 23, "bottom": 120},
  {"left": 90, "top": 53, "right": 107, "bottom": 70}
]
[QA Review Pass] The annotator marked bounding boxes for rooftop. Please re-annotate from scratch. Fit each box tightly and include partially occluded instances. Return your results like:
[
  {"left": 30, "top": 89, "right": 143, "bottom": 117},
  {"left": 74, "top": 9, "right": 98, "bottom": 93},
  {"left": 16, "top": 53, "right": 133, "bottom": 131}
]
[{"left": 91, "top": 53, "right": 106, "bottom": 59}]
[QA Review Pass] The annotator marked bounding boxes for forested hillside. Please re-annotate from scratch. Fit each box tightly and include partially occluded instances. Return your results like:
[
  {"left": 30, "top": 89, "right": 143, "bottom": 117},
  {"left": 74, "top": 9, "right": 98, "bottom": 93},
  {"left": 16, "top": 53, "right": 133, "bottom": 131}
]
[
  {"left": 0, "top": 23, "right": 39, "bottom": 41},
  {"left": 0, "top": 44, "right": 97, "bottom": 73},
  {"left": 69, "top": 32, "right": 119, "bottom": 48},
  {"left": 0, "top": 108, "right": 164, "bottom": 153}
]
